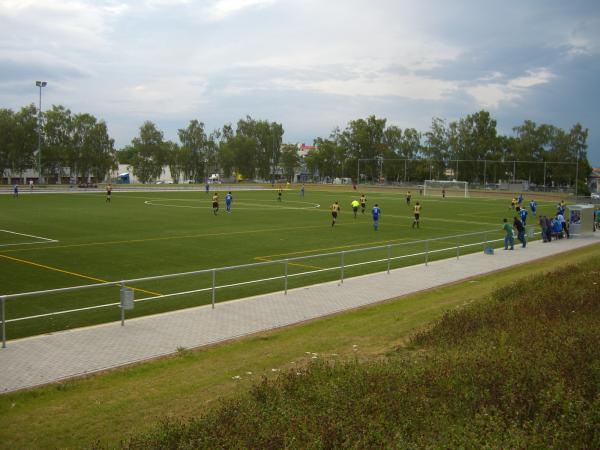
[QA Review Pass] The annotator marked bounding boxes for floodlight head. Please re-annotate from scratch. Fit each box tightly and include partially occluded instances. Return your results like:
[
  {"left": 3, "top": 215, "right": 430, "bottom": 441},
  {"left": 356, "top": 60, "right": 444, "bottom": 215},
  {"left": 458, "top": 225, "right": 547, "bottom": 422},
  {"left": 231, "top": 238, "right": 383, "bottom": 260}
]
[{"left": 35, "top": 81, "right": 47, "bottom": 87}]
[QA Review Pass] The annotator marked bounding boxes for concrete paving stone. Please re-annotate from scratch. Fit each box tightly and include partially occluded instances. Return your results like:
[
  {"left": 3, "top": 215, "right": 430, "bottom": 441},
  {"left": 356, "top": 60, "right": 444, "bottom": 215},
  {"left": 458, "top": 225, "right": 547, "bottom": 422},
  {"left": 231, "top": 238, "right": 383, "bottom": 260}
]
[{"left": 1, "top": 235, "right": 598, "bottom": 393}]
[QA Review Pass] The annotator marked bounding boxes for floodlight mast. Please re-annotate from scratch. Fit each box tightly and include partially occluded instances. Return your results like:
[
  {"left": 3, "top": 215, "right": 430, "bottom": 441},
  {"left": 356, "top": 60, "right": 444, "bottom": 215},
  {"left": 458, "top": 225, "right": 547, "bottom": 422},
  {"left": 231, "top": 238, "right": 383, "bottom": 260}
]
[{"left": 36, "top": 81, "right": 47, "bottom": 184}]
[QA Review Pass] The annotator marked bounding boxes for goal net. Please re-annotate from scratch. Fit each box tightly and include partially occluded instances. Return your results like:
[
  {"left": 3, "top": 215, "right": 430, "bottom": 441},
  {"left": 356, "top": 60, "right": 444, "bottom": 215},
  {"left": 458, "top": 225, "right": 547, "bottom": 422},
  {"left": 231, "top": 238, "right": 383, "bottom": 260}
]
[{"left": 423, "top": 180, "right": 469, "bottom": 198}]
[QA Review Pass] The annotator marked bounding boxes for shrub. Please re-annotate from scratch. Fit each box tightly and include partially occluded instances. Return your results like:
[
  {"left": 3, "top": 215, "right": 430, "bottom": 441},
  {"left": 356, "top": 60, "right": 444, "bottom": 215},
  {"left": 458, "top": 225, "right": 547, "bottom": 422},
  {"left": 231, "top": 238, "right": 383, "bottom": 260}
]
[{"left": 120, "top": 258, "right": 600, "bottom": 449}]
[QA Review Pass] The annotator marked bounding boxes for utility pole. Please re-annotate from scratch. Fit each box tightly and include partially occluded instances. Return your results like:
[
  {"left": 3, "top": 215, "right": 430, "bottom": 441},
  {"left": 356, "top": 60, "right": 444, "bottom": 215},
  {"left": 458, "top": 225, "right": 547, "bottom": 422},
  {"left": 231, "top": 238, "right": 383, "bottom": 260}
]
[{"left": 36, "top": 81, "right": 47, "bottom": 184}]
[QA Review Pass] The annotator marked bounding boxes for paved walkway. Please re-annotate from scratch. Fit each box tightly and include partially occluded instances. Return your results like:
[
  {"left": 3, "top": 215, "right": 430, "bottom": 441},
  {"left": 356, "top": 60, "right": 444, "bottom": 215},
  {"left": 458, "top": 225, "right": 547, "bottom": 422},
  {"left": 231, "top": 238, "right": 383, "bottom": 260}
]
[{"left": 1, "top": 234, "right": 599, "bottom": 393}]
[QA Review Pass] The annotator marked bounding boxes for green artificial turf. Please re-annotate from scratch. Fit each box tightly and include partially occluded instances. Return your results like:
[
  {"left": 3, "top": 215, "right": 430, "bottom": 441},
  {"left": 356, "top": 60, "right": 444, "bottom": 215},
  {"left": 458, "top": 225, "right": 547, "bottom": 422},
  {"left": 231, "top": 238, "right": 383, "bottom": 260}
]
[{"left": 0, "top": 186, "right": 551, "bottom": 338}]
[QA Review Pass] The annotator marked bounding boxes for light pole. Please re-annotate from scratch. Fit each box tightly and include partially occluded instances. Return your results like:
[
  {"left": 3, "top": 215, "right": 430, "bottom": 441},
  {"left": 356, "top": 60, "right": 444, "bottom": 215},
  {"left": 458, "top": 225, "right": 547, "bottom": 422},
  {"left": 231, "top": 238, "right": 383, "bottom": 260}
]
[{"left": 36, "top": 81, "right": 47, "bottom": 184}]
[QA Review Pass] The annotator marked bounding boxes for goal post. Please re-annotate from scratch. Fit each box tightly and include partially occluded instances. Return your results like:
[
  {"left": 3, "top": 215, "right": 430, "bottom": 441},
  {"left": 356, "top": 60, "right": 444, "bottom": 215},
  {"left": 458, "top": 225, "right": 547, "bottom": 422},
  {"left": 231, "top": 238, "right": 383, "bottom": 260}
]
[{"left": 423, "top": 180, "right": 469, "bottom": 198}]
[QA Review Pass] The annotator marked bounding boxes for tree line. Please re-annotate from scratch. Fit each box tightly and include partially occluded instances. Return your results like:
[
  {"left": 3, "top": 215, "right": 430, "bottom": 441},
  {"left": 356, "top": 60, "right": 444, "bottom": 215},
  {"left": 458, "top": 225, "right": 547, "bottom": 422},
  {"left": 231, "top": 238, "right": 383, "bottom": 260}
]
[
  {"left": 306, "top": 112, "right": 591, "bottom": 190},
  {"left": 0, "top": 105, "right": 116, "bottom": 183},
  {"left": 0, "top": 105, "right": 591, "bottom": 189}
]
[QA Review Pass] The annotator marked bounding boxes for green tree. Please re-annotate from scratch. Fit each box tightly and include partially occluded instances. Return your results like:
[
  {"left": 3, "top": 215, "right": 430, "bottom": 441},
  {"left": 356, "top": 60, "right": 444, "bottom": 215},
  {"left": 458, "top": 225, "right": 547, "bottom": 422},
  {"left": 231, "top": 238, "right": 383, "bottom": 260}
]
[
  {"left": 0, "top": 108, "right": 15, "bottom": 181},
  {"left": 223, "top": 135, "right": 257, "bottom": 179},
  {"left": 86, "top": 120, "right": 117, "bottom": 182},
  {"left": 337, "top": 116, "right": 387, "bottom": 181},
  {"left": 453, "top": 111, "right": 499, "bottom": 182},
  {"left": 43, "top": 105, "right": 73, "bottom": 182},
  {"left": 236, "top": 116, "right": 284, "bottom": 181},
  {"left": 280, "top": 144, "right": 300, "bottom": 181},
  {"left": 177, "top": 120, "right": 210, "bottom": 182},
  {"left": 117, "top": 147, "right": 137, "bottom": 164},
  {"left": 130, "top": 121, "right": 167, "bottom": 183},
  {"left": 10, "top": 105, "right": 38, "bottom": 182},
  {"left": 165, "top": 141, "right": 183, "bottom": 183}
]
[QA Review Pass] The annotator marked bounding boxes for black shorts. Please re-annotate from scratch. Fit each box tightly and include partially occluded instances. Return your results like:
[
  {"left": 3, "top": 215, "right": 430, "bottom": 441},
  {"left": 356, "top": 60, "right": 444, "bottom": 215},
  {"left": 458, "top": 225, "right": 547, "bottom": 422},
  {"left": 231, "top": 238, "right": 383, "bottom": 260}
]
[
  {"left": 360, "top": 203, "right": 366, "bottom": 209},
  {"left": 414, "top": 214, "right": 420, "bottom": 220},
  {"left": 353, "top": 206, "right": 358, "bottom": 212},
  {"left": 212, "top": 202, "right": 218, "bottom": 208},
  {"left": 332, "top": 211, "right": 338, "bottom": 218}
]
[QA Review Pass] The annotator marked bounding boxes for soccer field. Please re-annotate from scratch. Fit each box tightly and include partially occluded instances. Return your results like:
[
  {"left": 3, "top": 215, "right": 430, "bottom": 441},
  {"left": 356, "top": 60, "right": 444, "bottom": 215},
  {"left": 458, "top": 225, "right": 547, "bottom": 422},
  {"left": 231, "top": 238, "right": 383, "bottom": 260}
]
[{"left": 0, "top": 186, "right": 551, "bottom": 339}]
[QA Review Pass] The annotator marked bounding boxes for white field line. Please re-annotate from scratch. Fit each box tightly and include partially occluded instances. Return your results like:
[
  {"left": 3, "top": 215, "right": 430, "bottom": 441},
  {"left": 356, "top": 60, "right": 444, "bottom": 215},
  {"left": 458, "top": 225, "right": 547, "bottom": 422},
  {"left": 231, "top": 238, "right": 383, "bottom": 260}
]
[{"left": 0, "top": 229, "right": 58, "bottom": 247}]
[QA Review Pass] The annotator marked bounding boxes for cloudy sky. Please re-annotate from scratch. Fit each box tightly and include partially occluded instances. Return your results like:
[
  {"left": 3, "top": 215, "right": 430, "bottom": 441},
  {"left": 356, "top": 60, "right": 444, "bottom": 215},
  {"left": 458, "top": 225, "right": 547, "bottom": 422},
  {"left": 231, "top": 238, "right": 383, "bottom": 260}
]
[{"left": 1, "top": 0, "right": 599, "bottom": 164}]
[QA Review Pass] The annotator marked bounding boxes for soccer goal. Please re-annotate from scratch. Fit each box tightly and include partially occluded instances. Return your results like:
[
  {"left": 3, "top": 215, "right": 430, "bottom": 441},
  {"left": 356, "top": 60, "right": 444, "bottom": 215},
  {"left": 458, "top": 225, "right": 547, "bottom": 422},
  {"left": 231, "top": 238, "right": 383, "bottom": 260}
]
[{"left": 423, "top": 180, "right": 469, "bottom": 198}]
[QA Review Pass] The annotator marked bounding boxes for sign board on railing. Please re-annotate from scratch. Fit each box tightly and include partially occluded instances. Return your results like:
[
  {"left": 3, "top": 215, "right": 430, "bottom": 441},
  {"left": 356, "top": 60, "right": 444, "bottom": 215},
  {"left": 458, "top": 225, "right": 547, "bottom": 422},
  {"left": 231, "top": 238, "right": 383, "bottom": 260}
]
[{"left": 120, "top": 287, "right": 134, "bottom": 310}]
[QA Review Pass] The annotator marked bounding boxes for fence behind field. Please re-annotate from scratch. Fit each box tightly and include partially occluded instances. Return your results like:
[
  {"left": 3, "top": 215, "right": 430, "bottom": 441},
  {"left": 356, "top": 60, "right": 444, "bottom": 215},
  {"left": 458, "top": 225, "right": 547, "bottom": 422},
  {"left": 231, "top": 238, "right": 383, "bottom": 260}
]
[{"left": 0, "top": 226, "right": 539, "bottom": 348}]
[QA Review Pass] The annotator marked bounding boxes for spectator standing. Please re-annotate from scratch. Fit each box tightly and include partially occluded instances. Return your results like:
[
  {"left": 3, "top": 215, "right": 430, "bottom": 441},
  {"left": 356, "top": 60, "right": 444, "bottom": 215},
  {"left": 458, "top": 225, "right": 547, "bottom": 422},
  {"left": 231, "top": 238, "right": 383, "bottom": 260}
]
[
  {"left": 503, "top": 218, "right": 514, "bottom": 250},
  {"left": 551, "top": 217, "right": 563, "bottom": 239},
  {"left": 513, "top": 216, "right": 526, "bottom": 248},
  {"left": 539, "top": 215, "right": 548, "bottom": 242},
  {"left": 544, "top": 216, "right": 553, "bottom": 242},
  {"left": 557, "top": 212, "right": 569, "bottom": 238}
]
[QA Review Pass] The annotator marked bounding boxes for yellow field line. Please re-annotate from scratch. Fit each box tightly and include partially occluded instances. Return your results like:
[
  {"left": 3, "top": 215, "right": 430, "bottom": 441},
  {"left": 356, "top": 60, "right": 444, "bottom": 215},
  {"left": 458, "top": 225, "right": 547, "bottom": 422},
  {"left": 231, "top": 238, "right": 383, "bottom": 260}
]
[
  {"left": 0, "top": 254, "right": 161, "bottom": 296},
  {"left": 256, "top": 236, "right": 416, "bottom": 260},
  {"left": 0, "top": 224, "right": 330, "bottom": 254}
]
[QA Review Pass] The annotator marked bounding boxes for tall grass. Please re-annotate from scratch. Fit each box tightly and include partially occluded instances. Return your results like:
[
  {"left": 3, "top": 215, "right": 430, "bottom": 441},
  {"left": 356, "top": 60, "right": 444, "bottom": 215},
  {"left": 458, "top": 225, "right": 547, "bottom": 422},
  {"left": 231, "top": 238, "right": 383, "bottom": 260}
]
[{"left": 117, "top": 258, "right": 600, "bottom": 449}]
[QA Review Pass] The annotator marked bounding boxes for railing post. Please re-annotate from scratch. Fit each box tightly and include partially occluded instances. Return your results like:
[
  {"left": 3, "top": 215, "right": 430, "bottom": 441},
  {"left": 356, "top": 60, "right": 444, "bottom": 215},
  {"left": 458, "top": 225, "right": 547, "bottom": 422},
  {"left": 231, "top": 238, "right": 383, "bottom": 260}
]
[
  {"left": 120, "top": 282, "right": 125, "bottom": 326},
  {"left": 211, "top": 269, "right": 216, "bottom": 309},
  {"left": 340, "top": 251, "right": 345, "bottom": 284},
  {"left": 456, "top": 239, "right": 460, "bottom": 260},
  {"left": 425, "top": 240, "right": 429, "bottom": 266},
  {"left": 387, "top": 245, "right": 391, "bottom": 274},
  {"left": 284, "top": 259, "right": 288, "bottom": 294},
  {"left": 484, "top": 232, "right": 488, "bottom": 250},
  {"left": 1, "top": 297, "right": 6, "bottom": 348}
]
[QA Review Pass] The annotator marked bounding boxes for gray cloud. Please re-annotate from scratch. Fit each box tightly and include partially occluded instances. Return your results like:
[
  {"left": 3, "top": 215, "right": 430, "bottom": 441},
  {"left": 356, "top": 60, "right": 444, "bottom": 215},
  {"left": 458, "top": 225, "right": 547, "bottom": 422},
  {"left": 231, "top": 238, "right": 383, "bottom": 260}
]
[{"left": 1, "top": 0, "right": 598, "bottom": 164}]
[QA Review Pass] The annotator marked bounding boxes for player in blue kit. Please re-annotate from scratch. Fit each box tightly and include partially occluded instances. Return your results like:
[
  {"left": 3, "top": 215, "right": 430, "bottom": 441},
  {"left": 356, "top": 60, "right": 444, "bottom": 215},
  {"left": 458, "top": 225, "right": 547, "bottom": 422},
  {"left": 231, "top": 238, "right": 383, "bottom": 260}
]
[
  {"left": 529, "top": 199, "right": 537, "bottom": 216},
  {"left": 519, "top": 207, "right": 528, "bottom": 226},
  {"left": 225, "top": 191, "right": 233, "bottom": 213},
  {"left": 372, "top": 204, "right": 381, "bottom": 230}
]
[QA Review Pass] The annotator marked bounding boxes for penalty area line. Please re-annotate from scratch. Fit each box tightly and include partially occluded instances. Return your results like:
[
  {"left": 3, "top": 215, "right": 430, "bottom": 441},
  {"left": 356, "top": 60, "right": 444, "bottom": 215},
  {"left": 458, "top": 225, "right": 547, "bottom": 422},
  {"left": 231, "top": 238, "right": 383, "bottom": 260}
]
[
  {"left": 0, "top": 229, "right": 58, "bottom": 242},
  {"left": 0, "top": 229, "right": 59, "bottom": 247}
]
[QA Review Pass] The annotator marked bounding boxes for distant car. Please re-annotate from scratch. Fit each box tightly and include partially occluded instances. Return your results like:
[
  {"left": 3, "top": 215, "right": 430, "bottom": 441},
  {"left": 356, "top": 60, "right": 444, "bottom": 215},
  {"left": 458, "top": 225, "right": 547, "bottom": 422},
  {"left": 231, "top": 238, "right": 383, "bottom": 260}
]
[{"left": 591, "top": 193, "right": 600, "bottom": 200}]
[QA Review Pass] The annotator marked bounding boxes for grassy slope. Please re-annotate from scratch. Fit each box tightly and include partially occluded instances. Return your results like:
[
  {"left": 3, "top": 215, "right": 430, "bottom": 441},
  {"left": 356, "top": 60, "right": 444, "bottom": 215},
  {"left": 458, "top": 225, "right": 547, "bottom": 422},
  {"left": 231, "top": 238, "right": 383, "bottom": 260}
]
[
  {"left": 1, "top": 188, "right": 553, "bottom": 338},
  {"left": 0, "top": 244, "right": 597, "bottom": 449},
  {"left": 123, "top": 249, "right": 600, "bottom": 449}
]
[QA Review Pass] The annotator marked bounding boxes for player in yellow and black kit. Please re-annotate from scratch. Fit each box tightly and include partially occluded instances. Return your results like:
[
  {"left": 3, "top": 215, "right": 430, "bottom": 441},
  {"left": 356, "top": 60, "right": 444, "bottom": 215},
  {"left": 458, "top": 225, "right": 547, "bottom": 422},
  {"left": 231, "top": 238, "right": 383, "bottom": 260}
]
[
  {"left": 106, "top": 183, "right": 112, "bottom": 203},
  {"left": 406, "top": 190, "right": 411, "bottom": 205},
  {"left": 412, "top": 202, "right": 421, "bottom": 228},
  {"left": 212, "top": 193, "right": 219, "bottom": 215},
  {"left": 331, "top": 201, "right": 340, "bottom": 227},
  {"left": 360, "top": 194, "right": 366, "bottom": 214}
]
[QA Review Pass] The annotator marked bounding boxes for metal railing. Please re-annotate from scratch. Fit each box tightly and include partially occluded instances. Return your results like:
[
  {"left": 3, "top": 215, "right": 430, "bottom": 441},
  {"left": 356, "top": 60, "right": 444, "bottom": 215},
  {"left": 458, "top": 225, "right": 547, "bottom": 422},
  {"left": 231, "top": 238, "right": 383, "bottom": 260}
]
[{"left": 0, "top": 227, "right": 537, "bottom": 348}]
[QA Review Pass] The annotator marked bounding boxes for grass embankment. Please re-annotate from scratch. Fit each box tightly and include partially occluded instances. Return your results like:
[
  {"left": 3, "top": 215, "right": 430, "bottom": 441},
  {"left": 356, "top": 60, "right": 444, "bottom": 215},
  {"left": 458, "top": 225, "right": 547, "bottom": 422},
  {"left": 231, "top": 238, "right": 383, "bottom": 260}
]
[
  {"left": 122, "top": 253, "right": 600, "bottom": 449},
  {"left": 1, "top": 245, "right": 598, "bottom": 449}
]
